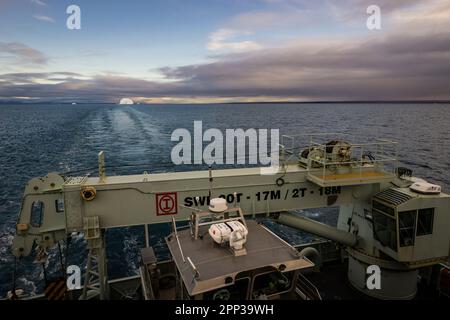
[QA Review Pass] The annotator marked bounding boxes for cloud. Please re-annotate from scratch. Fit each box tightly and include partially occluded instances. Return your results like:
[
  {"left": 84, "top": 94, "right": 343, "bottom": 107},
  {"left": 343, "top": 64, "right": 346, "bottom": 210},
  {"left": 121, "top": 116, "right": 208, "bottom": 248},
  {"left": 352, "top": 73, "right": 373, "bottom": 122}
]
[
  {"left": 207, "top": 29, "right": 262, "bottom": 53},
  {"left": 328, "top": 0, "right": 427, "bottom": 17},
  {"left": 31, "top": 0, "right": 47, "bottom": 6},
  {"left": 33, "top": 14, "right": 54, "bottom": 23},
  {"left": 389, "top": 0, "right": 450, "bottom": 31},
  {"left": 206, "top": 1, "right": 431, "bottom": 55},
  {"left": 2, "top": 26, "right": 450, "bottom": 102},
  {"left": 0, "top": 73, "right": 169, "bottom": 102},
  {"left": 0, "top": 72, "right": 82, "bottom": 84},
  {"left": 0, "top": 42, "right": 48, "bottom": 65},
  {"left": 226, "top": 9, "right": 308, "bottom": 31},
  {"left": 156, "top": 31, "right": 450, "bottom": 101},
  {"left": 1, "top": 0, "right": 450, "bottom": 102}
]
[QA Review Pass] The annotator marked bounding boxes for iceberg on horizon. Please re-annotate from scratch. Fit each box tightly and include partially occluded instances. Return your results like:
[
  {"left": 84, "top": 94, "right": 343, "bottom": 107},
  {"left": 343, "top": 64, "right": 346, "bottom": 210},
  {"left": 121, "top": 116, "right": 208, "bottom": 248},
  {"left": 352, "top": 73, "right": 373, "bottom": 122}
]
[{"left": 119, "top": 98, "right": 134, "bottom": 105}]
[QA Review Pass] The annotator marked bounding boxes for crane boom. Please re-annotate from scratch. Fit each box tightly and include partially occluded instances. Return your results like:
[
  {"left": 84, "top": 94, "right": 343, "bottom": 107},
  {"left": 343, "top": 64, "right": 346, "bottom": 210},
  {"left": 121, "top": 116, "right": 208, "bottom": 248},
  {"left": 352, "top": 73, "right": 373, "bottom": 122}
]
[{"left": 12, "top": 164, "right": 353, "bottom": 256}]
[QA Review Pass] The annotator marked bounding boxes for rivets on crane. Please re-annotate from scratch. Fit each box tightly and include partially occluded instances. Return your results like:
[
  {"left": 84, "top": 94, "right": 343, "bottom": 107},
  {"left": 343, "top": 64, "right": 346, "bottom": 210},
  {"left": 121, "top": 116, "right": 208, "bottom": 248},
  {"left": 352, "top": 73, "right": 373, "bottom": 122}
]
[{"left": 276, "top": 177, "right": 285, "bottom": 187}]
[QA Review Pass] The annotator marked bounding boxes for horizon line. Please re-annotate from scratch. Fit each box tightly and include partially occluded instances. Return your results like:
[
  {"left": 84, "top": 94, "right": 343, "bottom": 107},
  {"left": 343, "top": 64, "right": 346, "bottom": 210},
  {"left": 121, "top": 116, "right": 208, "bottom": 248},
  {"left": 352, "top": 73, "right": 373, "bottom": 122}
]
[{"left": 1, "top": 100, "right": 450, "bottom": 105}]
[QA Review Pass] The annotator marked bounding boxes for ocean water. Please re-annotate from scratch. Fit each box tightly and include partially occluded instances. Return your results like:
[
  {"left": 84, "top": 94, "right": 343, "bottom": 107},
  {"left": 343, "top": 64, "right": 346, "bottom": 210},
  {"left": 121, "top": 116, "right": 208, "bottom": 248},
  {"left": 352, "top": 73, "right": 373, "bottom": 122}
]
[{"left": 0, "top": 102, "right": 449, "bottom": 297}]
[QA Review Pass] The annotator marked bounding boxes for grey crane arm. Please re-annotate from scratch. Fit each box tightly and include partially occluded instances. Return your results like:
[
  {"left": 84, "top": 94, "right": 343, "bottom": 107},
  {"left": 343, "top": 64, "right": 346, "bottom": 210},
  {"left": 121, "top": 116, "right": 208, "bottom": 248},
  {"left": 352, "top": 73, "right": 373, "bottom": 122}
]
[{"left": 12, "top": 165, "right": 354, "bottom": 257}]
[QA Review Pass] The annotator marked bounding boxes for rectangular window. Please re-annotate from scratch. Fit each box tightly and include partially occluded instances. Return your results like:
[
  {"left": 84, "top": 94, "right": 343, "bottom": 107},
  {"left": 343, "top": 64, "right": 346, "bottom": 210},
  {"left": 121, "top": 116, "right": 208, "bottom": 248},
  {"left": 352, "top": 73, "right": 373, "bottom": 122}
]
[
  {"left": 252, "top": 271, "right": 294, "bottom": 298},
  {"left": 372, "top": 210, "right": 397, "bottom": 251},
  {"left": 416, "top": 208, "right": 434, "bottom": 236},
  {"left": 55, "top": 199, "right": 65, "bottom": 213},
  {"left": 30, "top": 201, "right": 44, "bottom": 227},
  {"left": 398, "top": 210, "right": 416, "bottom": 247}
]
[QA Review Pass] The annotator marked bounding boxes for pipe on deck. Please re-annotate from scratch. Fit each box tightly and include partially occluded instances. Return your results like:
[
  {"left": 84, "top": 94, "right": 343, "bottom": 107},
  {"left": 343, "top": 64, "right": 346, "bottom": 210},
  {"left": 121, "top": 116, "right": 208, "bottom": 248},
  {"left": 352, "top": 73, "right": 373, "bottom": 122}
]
[
  {"left": 275, "top": 213, "right": 358, "bottom": 247},
  {"left": 299, "top": 247, "right": 322, "bottom": 271}
]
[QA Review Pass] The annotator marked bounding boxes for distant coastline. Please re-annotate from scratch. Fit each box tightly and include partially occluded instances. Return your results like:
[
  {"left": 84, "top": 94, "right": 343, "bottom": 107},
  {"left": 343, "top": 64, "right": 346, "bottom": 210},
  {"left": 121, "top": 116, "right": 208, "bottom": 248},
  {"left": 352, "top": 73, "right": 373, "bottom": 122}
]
[{"left": 1, "top": 100, "right": 450, "bottom": 105}]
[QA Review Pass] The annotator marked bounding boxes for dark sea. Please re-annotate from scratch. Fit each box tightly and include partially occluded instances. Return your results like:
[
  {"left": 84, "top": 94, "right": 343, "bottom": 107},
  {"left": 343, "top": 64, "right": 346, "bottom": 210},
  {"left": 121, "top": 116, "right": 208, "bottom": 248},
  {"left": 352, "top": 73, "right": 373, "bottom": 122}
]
[{"left": 0, "top": 103, "right": 449, "bottom": 297}]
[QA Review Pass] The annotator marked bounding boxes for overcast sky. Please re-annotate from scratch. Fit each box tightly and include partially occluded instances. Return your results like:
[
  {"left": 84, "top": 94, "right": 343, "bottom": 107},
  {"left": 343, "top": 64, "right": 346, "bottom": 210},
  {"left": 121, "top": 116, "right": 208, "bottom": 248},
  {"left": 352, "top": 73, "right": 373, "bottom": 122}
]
[{"left": 1, "top": 0, "right": 449, "bottom": 103}]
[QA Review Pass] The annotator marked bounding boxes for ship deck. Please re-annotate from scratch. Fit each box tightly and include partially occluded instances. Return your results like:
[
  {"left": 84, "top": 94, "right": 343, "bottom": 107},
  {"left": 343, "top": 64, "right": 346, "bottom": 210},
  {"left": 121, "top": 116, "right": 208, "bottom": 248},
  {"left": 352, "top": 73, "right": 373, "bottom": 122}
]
[
  {"left": 166, "top": 220, "right": 314, "bottom": 296},
  {"left": 307, "top": 169, "right": 394, "bottom": 187}
]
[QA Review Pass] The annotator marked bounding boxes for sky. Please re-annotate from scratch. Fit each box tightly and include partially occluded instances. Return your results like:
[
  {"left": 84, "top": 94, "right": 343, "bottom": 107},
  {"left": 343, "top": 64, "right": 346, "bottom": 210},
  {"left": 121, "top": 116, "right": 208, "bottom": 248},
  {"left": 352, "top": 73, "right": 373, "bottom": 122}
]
[{"left": 0, "top": 0, "right": 449, "bottom": 103}]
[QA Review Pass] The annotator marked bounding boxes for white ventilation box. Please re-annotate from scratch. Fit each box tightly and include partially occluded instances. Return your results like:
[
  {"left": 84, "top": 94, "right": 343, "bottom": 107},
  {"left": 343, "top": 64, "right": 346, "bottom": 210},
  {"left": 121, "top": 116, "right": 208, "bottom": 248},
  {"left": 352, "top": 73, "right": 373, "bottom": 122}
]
[{"left": 410, "top": 181, "right": 441, "bottom": 194}]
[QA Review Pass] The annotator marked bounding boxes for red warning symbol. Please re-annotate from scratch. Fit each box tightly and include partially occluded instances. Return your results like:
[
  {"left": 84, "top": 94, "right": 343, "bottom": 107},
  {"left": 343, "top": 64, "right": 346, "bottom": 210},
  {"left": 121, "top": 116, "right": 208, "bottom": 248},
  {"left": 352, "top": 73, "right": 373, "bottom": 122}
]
[{"left": 156, "top": 192, "right": 177, "bottom": 216}]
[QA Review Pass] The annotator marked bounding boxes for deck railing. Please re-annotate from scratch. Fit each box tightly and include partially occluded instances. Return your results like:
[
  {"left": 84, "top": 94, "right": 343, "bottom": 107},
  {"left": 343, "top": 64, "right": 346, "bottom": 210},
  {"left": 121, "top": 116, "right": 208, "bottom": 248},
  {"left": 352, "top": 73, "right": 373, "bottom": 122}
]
[{"left": 279, "top": 133, "right": 398, "bottom": 185}]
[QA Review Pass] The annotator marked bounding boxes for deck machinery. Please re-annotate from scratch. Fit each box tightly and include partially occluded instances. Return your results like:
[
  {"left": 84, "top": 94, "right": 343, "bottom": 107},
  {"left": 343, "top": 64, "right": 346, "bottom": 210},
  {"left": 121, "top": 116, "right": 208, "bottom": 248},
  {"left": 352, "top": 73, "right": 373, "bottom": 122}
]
[{"left": 10, "top": 134, "right": 450, "bottom": 300}]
